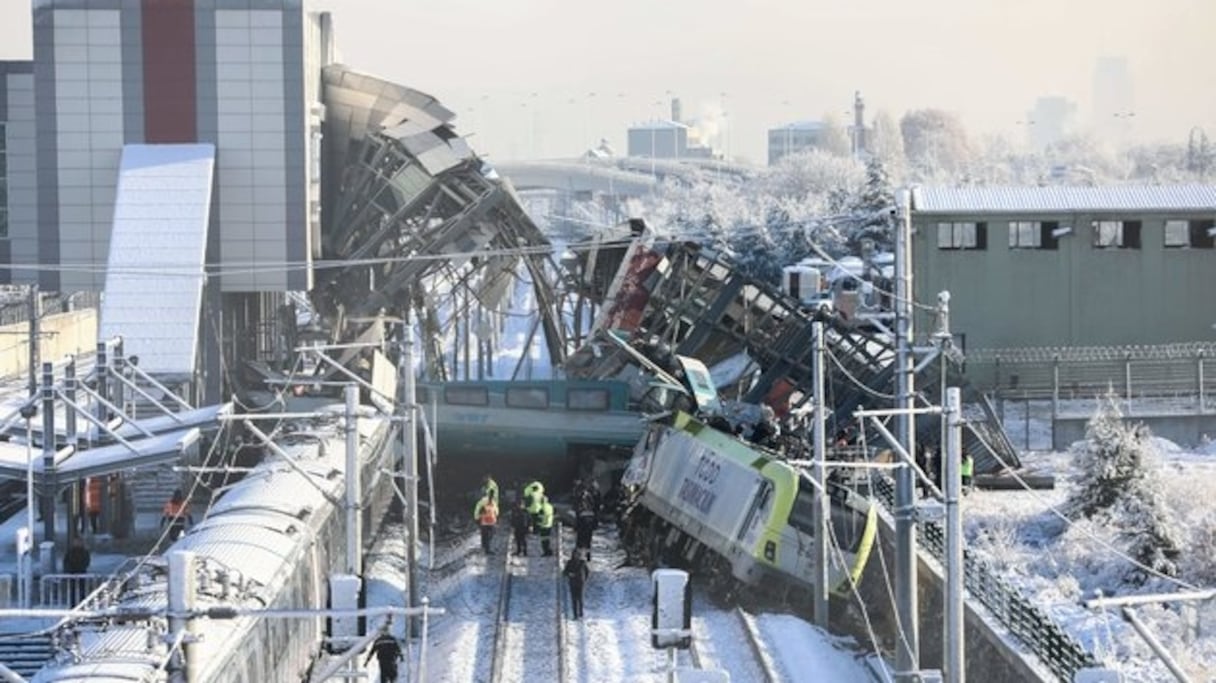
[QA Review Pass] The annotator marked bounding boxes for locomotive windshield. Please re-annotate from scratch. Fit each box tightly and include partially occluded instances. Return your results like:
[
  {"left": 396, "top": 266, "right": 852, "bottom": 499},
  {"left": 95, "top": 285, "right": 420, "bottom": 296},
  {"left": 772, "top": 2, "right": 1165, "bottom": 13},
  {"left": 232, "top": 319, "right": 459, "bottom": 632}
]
[{"left": 789, "top": 478, "right": 868, "bottom": 552}]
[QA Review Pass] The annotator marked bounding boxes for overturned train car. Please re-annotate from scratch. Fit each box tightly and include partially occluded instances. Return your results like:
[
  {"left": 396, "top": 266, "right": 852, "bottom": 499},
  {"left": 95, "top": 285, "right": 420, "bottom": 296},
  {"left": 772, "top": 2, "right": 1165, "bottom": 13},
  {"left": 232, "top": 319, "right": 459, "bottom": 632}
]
[{"left": 624, "top": 412, "right": 877, "bottom": 598}]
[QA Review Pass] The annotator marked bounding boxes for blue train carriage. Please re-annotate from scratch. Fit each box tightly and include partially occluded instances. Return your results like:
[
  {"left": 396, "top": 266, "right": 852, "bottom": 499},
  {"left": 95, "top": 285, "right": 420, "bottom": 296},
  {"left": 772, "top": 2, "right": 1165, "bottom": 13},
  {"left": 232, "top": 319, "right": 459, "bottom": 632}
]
[
  {"left": 417, "top": 379, "right": 645, "bottom": 481},
  {"left": 627, "top": 411, "right": 877, "bottom": 597}
]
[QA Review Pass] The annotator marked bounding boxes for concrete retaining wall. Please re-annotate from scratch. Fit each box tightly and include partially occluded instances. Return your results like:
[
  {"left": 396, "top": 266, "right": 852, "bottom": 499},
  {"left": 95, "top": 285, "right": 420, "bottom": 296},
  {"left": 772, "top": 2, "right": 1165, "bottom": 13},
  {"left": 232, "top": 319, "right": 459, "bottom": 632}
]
[
  {"left": 0, "top": 309, "right": 98, "bottom": 380},
  {"left": 1054, "top": 413, "right": 1216, "bottom": 451},
  {"left": 849, "top": 511, "right": 1055, "bottom": 682}
]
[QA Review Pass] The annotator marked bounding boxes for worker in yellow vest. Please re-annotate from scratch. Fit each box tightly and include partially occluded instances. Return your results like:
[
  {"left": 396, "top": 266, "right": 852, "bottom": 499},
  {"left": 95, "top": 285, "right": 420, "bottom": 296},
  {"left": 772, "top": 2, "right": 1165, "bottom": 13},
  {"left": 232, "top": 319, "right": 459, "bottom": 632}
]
[
  {"left": 474, "top": 493, "right": 499, "bottom": 555},
  {"left": 523, "top": 481, "right": 545, "bottom": 528},
  {"left": 537, "top": 495, "right": 555, "bottom": 557},
  {"left": 481, "top": 474, "right": 499, "bottom": 504},
  {"left": 961, "top": 451, "right": 975, "bottom": 495}
]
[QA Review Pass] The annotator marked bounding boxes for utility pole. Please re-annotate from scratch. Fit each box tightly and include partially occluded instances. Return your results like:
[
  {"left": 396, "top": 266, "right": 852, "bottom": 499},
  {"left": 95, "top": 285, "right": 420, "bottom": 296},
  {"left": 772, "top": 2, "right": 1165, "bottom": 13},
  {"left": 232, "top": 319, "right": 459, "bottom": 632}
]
[
  {"left": 812, "top": 321, "right": 830, "bottom": 628},
  {"left": 894, "top": 189, "right": 919, "bottom": 681},
  {"left": 401, "top": 309, "right": 421, "bottom": 639},
  {"left": 944, "top": 387, "right": 965, "bottom": 683},
  {"left": 344, "top": 385, "right": 361, "bottom": 575},
  {"left": 27, "top": 285, "right": 39, "bottom": 398},
  {"left": 40, "top": 362, "right": 56, "bottom": 558}
]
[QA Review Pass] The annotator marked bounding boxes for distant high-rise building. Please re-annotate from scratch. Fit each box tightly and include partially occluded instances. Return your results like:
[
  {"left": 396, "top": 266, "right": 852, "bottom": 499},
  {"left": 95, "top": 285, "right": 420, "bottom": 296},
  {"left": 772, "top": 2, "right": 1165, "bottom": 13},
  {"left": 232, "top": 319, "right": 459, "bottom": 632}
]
[
  {"left": 1092, "top": 56, "right": 1135, "bottom": 139},
  {"left": 1026, "top": 96, "right": 1077, "bottom": 149}
]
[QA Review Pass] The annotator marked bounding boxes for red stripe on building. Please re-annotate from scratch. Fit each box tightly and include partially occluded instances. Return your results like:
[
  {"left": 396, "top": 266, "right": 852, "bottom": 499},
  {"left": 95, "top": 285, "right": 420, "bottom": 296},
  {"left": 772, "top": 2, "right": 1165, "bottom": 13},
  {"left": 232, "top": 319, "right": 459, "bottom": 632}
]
[{"left": 142, "top": 0, "right": 197, "bottom": 143}]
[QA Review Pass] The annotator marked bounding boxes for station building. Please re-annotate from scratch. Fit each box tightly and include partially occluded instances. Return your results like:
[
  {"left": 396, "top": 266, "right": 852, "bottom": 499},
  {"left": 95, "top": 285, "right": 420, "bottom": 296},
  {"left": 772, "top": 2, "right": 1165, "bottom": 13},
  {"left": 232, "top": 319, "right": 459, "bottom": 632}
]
[{"left": 910, "top": 185, "right": 1216, "bottom": 351}]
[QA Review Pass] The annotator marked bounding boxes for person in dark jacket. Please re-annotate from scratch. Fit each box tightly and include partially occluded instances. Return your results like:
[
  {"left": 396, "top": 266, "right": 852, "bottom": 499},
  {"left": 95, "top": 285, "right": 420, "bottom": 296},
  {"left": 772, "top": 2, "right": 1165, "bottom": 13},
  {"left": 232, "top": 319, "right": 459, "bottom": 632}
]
[
  {"left": 63, "top": 536, "right": 91, "bottom": 604},
  {"left": 574, "top": 489, "right": 598, "bottom": 559},
  {"left": 161, "top": 488, "right": 192, "bottom": 541},
  {"left": 509, "top": 498, "right": 531, "bottom": 556},
  {"left": 365, "top": 630, "right": 402, "bottom": 681},
  {"left": 563, "top": 548, "right": 590, "bottom": 619}
]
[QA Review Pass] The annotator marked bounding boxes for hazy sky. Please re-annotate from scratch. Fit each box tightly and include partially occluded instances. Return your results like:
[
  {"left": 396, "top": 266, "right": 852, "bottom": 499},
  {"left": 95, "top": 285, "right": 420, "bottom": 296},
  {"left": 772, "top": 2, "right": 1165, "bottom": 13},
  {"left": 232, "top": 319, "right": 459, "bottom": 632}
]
[{"left": 2, "top": 0, "right": 1214, "bottom": 163}]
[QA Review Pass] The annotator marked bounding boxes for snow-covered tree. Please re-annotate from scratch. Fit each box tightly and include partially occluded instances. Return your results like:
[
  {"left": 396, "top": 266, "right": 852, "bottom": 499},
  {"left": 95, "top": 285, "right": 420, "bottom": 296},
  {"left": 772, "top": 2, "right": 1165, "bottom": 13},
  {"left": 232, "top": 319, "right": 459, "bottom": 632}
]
[
  {"left": 1067, "top": 390, "right": 1182, "bottom": 583},
  {"left": 846, "top": 157, "right": 895, "bottom": 253},
  {"left": 819, "top": 112, "right": 852, "bottom": 158},
  {"left": 899, "top": 108, "right": 972, "bottom": 177},
  {"left": 868, "top": 109, "right": 906, "bottom": 172},
  {"left": 760, "top": 149, "right": 864, "bottom": 201}
]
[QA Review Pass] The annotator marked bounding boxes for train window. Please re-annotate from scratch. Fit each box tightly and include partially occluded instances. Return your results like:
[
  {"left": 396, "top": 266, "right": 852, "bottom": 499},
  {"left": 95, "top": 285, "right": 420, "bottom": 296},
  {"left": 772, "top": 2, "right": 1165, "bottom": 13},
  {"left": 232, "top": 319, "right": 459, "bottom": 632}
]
[
  {"left": 444, "top": 386, "right": 489, "bottom": 406},
  {"left": 738, "top": 481, "right": 773, "bottom": 540},
  {"left": 831, "top": 506, "right": 865, "bottom": 552},
  {"left": 788, "top": 485, "right": 817, "bottom": 536},
  {"left": 567, "top": 388, "right": 610, "bottom": 411},
  {"left": 506, "top": 386, "right": 549, "bottom": 409}
]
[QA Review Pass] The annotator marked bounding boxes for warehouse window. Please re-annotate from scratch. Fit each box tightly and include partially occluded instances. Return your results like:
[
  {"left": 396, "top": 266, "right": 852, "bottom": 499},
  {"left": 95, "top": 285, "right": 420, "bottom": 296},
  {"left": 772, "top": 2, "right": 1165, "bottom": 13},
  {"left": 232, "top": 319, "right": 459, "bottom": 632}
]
[
  {"left": 1009, "top": 221, "right": 1060, "bottom": 250},
  {"left": 1164, "top": 219, "right": 1215, "bottom": 249},
  {"left": 936, "top": 222, "right": 987, "bottom": 250},
  {"left": 1092, "top": 220, "right": 1141, "bottom": 249}
]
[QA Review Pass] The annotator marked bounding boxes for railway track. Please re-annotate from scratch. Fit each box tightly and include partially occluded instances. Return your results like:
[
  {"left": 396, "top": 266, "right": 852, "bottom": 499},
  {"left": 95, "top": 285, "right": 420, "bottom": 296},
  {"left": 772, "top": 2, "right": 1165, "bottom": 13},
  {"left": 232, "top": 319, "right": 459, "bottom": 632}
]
[
  {"left": 686, "top": 600, "right": 781, "bottom": 682},
  {"left": 488, "top": 526, "right": 568, "bottom": 683}
]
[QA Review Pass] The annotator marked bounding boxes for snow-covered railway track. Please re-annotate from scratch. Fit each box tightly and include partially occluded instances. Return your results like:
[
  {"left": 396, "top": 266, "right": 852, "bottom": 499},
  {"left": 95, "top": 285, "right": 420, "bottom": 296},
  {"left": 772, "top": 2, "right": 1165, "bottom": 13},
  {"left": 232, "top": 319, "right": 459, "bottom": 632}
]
[
  {"left": 684, "top": 595, "right": 781, "bottom": 682},
  {"left": 490, "top": 529, "right": 566, "bottom": 683},
  {"left": 734, "top": 607, "right": 781, "bottom": 683}
]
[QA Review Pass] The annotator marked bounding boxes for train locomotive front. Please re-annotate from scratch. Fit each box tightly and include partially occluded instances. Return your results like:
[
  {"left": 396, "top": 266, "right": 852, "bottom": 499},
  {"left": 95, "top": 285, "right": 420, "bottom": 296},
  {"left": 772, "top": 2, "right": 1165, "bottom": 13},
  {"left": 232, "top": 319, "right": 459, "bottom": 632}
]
[{"left": 624, "top": 411, "right": 877, "bottom": 598}]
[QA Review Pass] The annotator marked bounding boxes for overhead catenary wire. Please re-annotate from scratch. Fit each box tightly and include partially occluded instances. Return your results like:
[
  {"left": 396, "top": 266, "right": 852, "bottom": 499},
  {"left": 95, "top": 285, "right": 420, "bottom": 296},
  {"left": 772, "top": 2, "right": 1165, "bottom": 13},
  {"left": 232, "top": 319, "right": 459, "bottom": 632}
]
[{"left": 0, "top": 211, "right": 947, "bottom": 315}]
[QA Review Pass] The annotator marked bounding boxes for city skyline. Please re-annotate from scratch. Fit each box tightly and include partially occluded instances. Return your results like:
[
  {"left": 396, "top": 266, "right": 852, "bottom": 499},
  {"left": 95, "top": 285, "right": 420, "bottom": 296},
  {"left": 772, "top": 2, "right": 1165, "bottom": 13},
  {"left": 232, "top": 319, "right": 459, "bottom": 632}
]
[{"left": 1, "top": 0, "right": 1212, "bottom": 163}]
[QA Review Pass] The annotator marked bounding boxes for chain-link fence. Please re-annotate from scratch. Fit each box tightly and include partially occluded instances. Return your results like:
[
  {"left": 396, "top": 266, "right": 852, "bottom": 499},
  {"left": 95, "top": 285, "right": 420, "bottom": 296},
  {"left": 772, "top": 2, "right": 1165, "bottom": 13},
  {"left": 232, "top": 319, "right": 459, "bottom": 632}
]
[
  {"left": 872, "top": 476, "right": 1097, "bottom": 682},
  {"left": 965, "top": 343, "right": 1216, "bottom": 408},
  {"left": 962, "top": 343, "right": 1216, "bottom": 451}
]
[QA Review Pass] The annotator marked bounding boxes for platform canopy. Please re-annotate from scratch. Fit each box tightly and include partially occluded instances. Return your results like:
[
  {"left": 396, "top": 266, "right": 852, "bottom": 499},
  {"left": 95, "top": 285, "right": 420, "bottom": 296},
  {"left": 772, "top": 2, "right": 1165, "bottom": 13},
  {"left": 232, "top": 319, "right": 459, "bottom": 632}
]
[{"left": 0, "top": 428, "right": 199, "bottom": 489}]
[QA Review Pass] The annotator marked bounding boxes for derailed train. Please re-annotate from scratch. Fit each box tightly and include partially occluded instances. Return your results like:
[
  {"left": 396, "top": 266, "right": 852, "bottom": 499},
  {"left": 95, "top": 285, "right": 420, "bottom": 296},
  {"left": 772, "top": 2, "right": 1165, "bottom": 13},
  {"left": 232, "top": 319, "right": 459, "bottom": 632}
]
[
  {"left": 624, "top": 411, "right": 878, "bottom": 598},
  {"left": 33, "top": 404, "right": 396, "bottom": 683}
]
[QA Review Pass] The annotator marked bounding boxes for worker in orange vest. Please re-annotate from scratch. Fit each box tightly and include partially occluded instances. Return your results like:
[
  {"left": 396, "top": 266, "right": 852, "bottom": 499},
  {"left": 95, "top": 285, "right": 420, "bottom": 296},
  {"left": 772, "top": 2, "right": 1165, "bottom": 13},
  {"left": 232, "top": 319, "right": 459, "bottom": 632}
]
[
  {"left": 161, "top": 488, "right": 193, "bottom": 541},
  {"left": 79, "top": 477, "right": 103, "bottom": 534},
  {"left": 474, "top": 493, "right": 499, "bottom": 555}
]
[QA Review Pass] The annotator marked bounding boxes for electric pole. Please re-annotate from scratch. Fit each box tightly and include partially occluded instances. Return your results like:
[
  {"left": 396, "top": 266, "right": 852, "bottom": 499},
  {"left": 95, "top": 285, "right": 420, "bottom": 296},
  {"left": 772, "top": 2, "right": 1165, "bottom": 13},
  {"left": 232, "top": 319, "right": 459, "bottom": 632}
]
[
  {"left": 894, "top": 189, "right": 920, "bottom": 681},
  {"left": 812, "top": 321, "right": 830, "bottom": 628}
]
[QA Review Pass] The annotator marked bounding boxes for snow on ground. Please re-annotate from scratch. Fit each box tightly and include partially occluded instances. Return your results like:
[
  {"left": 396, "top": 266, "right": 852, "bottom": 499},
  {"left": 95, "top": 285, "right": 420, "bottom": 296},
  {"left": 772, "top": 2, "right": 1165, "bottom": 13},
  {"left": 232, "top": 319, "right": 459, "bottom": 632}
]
[
  {"left": 961, "top": 399, "right": 1216, "bottom": 681},
  {"left": 364, "top": 520, "right": 884, "bottom": 682}
]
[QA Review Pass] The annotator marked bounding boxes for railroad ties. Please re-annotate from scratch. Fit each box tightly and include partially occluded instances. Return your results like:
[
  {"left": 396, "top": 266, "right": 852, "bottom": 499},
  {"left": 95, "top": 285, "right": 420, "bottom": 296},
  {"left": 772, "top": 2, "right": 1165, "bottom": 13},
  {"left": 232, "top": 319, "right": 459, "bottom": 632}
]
[{"left": 489, "top": 524, "right": 565, "bottom": 683}]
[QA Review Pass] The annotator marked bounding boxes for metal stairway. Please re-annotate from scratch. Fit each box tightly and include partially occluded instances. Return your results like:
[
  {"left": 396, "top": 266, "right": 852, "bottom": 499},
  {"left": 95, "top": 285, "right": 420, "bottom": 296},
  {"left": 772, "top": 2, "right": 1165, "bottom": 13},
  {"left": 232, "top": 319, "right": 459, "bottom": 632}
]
[{"left": 0, "top": 634, "right": 54, "bottom": 678}]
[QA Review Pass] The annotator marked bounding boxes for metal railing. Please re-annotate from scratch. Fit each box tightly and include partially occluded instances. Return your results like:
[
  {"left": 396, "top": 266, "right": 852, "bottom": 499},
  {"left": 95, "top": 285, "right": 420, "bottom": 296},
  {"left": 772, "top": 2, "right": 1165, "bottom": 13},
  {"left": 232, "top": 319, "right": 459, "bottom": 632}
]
[
  {"left": 872, "top": 477, "right": 1097, "bottom": 682},
  {"left": 966, "top": 343, "right": 1216, "bottom": 409},
  {"left": 39, "top": 574, "right": 107, "bottom": 609}
]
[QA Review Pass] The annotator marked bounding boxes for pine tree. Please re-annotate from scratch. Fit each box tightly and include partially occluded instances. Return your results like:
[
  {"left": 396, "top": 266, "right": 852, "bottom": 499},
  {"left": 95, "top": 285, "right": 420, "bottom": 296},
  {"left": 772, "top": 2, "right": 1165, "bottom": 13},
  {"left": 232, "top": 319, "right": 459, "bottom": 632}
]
[
  {"left": 843, "top": 157, "right": 895, "bottom": 253},
  {"left": 1067, "top": 390, "right": 1182, "bottom": 583}
]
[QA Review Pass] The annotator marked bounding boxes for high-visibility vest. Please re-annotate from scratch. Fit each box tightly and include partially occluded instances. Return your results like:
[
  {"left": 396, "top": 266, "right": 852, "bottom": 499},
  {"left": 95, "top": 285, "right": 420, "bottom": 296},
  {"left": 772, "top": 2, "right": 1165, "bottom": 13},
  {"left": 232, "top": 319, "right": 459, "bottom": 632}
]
[
  {"left": 537, "top": 501, "right": 554, "bottom": 530},
  {"left": 163, "top": 499, "right": 189, "bottom": 517},
  {"left": 84, "top": 478, "right": 103, "bottom": 513},
  {"left": 475, "top": 497, "right": 498, "bottom": 525},
  {"left": 524, "top": 482, "right": 544, "bottom": 514},
  {"left": 960, "top": 456, "right": 974, "bottom": 478}
]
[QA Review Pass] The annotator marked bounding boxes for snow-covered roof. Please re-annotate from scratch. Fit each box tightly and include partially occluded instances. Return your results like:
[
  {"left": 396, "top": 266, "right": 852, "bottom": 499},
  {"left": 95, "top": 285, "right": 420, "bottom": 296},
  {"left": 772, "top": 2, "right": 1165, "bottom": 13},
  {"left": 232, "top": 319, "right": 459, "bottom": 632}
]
[
  {"left": 629, "top": 119, "right": 689, "bottom": 130},
  {"left": 911, "top": 185, "right": 1216, "bottom": 215},
  {"left": 772, "top": 120, "right": 824, "bottom": 131}
]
